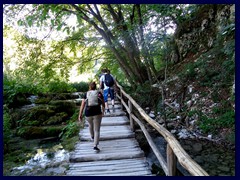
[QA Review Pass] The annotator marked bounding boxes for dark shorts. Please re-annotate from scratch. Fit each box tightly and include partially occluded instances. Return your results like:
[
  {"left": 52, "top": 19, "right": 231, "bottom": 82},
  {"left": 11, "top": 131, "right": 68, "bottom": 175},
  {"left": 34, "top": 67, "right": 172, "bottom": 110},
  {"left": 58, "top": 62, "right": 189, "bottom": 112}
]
[{"left": 103, "top": 88, "right": 114, "bottom": 102}]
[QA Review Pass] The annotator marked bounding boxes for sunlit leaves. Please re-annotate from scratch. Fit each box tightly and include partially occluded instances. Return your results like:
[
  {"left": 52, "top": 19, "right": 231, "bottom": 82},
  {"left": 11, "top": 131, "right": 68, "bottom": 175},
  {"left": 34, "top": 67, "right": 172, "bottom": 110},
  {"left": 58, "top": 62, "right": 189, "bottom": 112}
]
[{"left": 4, "top": 4, "right": 197, "bottom": 85}]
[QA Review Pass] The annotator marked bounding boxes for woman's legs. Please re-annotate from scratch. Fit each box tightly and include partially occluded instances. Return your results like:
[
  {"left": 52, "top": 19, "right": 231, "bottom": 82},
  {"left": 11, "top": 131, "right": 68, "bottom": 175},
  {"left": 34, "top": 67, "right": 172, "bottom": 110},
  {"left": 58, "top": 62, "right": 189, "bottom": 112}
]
[
  {"left": 86, "top": 116, "right": 94, "bottom": 139},
  {"left": 93, "top": 114, "right": 102, "bottom": 147}
]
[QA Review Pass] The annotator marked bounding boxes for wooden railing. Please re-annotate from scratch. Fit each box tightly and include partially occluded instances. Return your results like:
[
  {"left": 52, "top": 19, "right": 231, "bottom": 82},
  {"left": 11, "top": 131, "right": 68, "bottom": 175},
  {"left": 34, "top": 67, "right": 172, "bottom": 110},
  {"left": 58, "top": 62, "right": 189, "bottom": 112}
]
[{"left": 115, "top": 82, "right": 209, "bottom": 176}]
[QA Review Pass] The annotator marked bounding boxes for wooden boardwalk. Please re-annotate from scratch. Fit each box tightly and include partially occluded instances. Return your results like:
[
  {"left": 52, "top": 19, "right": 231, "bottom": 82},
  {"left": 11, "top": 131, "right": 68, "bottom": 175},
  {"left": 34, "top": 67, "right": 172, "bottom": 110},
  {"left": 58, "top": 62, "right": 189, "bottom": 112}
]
[{"left": 66, "top": 101, "right": 152, "bottom": 176}]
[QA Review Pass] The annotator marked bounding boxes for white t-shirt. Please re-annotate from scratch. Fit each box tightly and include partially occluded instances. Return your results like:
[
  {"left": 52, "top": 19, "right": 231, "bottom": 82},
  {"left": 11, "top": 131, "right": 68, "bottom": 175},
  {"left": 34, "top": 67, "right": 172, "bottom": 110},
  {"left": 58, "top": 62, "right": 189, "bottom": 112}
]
[{"left": 100, "top": 73, "right": 115, "bottom": 90}]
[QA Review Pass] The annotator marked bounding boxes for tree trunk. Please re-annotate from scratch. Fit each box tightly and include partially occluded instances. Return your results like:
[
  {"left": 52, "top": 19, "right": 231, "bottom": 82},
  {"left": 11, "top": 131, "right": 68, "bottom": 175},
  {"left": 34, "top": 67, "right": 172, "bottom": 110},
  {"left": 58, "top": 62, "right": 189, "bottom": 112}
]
[{"left": 70, "top": 4, "right": 150, "bottom": 85}]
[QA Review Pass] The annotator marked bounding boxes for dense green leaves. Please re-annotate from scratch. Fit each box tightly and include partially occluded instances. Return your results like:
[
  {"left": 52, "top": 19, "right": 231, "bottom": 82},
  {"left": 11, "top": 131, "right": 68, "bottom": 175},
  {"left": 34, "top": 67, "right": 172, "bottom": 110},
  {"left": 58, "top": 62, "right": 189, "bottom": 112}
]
[{"left": 4, "top": 4, "right": 193, "bottom": 85}]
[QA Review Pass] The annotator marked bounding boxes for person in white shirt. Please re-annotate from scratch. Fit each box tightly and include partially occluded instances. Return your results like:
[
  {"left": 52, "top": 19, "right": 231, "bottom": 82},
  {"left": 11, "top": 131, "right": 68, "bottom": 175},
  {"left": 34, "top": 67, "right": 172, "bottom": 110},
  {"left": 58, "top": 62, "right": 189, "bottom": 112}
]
[{"left": 99, "top": 69, "right": 116, "bottom": 114}]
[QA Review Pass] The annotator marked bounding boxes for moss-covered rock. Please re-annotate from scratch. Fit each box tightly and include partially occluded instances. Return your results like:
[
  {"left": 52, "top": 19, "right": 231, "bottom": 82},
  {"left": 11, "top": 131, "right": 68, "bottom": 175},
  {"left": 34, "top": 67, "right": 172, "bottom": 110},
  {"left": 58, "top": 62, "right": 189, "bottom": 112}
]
[
  {"left": 43, "top": 112, "right": 69, "bottom": 126},
  {"left": 174, "top": 5, "right": 234, "bottom": 62},
  {"left": 16, "top": 126, "right": 65, "bottom": 139},
  {"left": 7, "top": 93, "right": 32, "bottom": 109},
  {"left": 35, "top": 97, "right": 51, "bottom": 104},
  {"left": 49, "top": 100, "right": 76, "bottom": 117},
  {"left": 53, "top": 93, "right": 79, "bottom": 100},
  {"left": 19, "top": 106, "right": 56, "bottom": 126}
]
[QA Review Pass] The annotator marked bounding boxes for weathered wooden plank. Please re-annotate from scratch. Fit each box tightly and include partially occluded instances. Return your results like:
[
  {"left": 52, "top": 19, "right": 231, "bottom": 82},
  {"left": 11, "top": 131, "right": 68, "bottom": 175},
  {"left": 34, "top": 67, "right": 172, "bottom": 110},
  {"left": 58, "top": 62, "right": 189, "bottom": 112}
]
[
  {"left": 102, "top": 116, "right": 128, "bottom": 121},
  {"left": 67, "top": 169, "right": 152, "bottom": 176},
  {"left": 68, "top": 166, "right": 151, "bottom": 174},
  {"left": 74, "top": 142, "right": 139, "bottom": 150},
  {"left": 68, "top": 158, "right": 148, "bottom": 167},
  {"left": 73, "top": 139, "right": 140, "bottom": 154},
  {"left": 103, "top": 111, "right": 126, "bottom": 117},
  {"left": 73, "top": 145, "right": 142, "bottom": 153},
  {"left": 67, "top": 162, "right": 152, "bottom": 176},
  {"left": 70, "top": 151, "right": 144, "bottom": 162},
  {"left": 106, "top": 104, "right": 121, "bottom": 109},
  {"left": 80, "top": 133, "right": 135, "bottom": 141},
  {"left": 80, "top": 124, "right": 135, "bottom": 141},
  {"left": 74, "top": 138, "right": 139, "bottom": 148},
  {"left": 101, "top": 116, "right": 129, "bottom": 126},
  {"left": 81, "top": 124, "right": 131, "bottom": 132},
  {"left": 72, "top": 149, "right": 142, "bottom": 157},
  {"left": 69, "top": 162, "right": 149, "bottom": 171}
]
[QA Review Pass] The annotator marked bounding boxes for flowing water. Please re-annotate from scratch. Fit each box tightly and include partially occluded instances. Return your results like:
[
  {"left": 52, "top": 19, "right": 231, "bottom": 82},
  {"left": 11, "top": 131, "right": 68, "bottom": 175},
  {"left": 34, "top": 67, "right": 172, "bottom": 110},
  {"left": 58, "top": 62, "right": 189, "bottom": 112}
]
[{"left": 10, "top": 143, "right": 70, "bottom": 176}]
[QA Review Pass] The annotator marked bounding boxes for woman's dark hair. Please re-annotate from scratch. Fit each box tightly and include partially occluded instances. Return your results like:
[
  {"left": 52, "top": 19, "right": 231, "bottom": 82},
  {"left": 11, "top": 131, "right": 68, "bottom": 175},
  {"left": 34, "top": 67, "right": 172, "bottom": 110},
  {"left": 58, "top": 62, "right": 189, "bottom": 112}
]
[{"left": 89, "top": 82, "right": 96, "bottom": 90}]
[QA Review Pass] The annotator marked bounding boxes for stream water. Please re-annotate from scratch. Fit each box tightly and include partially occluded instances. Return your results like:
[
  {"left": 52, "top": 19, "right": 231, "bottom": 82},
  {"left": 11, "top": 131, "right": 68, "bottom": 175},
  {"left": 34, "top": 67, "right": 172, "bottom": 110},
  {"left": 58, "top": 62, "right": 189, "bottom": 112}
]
[{"left": 10, "top": 143, "right": 70, "bottom": 176}]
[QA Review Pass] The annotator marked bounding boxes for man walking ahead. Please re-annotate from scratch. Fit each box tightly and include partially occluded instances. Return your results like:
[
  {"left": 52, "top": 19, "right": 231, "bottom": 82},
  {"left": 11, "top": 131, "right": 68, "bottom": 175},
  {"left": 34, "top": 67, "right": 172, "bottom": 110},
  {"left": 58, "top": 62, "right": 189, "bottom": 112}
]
[{"left": 100, "top": 69, "right": 116, "bottom": 114}]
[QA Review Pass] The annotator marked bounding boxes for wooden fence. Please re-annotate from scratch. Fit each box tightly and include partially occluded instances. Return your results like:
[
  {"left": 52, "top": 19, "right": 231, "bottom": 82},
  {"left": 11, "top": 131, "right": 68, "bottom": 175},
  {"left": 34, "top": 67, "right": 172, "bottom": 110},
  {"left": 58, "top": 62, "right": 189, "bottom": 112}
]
[{"left": 115, "top": 82, "right": 209, "bottom": 176}]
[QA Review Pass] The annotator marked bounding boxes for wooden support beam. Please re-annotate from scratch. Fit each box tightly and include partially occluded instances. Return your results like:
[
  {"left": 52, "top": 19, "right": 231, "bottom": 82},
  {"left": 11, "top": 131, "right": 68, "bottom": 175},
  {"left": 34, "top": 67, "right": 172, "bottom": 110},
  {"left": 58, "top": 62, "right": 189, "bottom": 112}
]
[
  {"left": 167, "top": 144, "right": 177, "bottom": 176},
  {"left": 128, "top": 100, "right": 135, "bottom": 131},
  {"left": 132, "top": 115, "right": 168, "bottom": 175}
]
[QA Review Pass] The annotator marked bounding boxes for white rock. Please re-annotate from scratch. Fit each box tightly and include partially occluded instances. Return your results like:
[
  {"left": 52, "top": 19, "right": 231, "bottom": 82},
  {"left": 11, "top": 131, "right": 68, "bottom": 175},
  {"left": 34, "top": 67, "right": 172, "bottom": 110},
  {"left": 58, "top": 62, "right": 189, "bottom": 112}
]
[
  {"left": 189, "top": 120, "right": 196, "bottom": 126},
  {"left": 192, "top": 93, "right": 199, "bottom": 101},
  {"left": 152, "top": 84, "right": 160, "bottom": 88},
  {"left": 177, "top": 129, "right": 189, "bottom": 139},
  {"left": 187, "top": 100, "right": 192, "bottom": 108},
  {"left": 210, "top": 103, "right": 218, "bottom": 108},
  {"left": 176, "top": 116, "right": 181, "bottom": 120},
  {"left": 178, "top": 132, "right": 188, "bottom": 139},
  {"left": 207, "top": 134, "right": 212, "bottom": 139},
  {"left": 149, "top": 113, "right": 155, "bottom": 119},
  {"left": 188, "top": 85, "right": 193, "bottom": 93}
]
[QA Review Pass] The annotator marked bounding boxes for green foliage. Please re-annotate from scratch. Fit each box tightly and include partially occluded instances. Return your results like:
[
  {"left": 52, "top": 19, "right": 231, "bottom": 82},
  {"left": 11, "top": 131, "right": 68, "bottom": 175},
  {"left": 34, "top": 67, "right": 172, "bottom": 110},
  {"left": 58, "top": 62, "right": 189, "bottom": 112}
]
[
  {"left": 179, "top": 62, "right": 197, "bottom": 81},
  {"left": 3, "top": 106, "right": 12, "bottom": 144},
  {"left": 59, "top": 111, "right": 82, "bottom": 140},
  {"left": 4, "top": 25, "right": 77, "bottom": 88},
  {"left": 3, "top": 74, "right": 39, "bottom": 107},
  {"left": 187, "top": 110, "right": 199, "bottom": 117},
  {"left": 148, "top": 4, "right": 197, "bottom": 25},
  {"left": 178, "top": 26, "right": 234, "bottom": 89},
  {"left": 129, "top": 81, "right": 161, "bottom": 107},
  {"left": 5, "top": 4, "right": 193, "bottom": 85},
  {"left": 197, "top": 109, "right": 235, "bottom": 134},
  {"left": 47, "top": 80, "right": 76, "bottom": 93},
  {"left": 70, "top": 82, "right": 89, "bottom": 92}
]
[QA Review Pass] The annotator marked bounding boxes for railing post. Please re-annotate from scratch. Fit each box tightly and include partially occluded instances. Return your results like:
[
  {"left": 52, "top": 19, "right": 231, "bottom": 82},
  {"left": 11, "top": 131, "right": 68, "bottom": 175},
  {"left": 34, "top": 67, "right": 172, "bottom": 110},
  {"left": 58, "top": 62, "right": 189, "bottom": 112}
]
[
  {"left": 128, "top": 100, "right": 135, "bottom": 131},
  {"left": 120, "top": 91, "right": 124, "bottom": 110},
  {"left": 167, "top": 144, "right": 177, "bottom": 176}
]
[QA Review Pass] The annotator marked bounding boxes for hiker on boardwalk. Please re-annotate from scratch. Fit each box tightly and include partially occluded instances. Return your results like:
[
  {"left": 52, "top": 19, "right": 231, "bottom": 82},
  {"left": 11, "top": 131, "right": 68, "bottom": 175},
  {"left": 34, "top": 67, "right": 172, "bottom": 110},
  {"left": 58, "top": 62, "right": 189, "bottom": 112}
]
[
  {"left": 78, "top": 82, "right": 105, "bottom": 151},
  {"left": 99, "top": 68, "right": 116, "bottom": 114},
  {"left": 99, "top": 68, "right": 105, "bottom": 91}
]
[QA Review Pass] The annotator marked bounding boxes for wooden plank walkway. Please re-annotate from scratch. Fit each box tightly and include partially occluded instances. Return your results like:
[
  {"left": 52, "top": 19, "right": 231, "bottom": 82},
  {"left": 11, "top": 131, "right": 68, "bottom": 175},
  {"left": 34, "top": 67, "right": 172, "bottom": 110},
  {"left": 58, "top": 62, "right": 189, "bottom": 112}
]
[{"left": 66, "top": 100, "right": 152, "bottom": 176}]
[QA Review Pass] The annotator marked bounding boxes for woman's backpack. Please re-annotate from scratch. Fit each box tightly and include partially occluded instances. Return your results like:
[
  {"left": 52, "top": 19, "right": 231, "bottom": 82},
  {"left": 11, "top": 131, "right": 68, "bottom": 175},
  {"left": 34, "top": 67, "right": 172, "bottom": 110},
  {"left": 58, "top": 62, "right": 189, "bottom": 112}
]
[{"left": 86, "top": 90, "right": 101, "bottom": 106}]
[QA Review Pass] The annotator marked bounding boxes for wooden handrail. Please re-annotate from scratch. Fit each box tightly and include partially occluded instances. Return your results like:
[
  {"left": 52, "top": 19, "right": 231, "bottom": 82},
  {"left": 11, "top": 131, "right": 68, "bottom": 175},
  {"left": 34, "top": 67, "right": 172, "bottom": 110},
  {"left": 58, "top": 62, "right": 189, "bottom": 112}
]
[{"left": 115, "top": 82, "right": 209, "bottom": 176}]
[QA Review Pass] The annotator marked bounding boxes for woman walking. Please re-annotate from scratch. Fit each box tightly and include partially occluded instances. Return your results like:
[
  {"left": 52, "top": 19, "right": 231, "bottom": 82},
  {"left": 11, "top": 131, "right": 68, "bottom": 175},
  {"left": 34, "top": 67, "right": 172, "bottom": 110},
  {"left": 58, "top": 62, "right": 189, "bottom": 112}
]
[{"left": 78, "top": 82, "right": 105, "bottom": 151}]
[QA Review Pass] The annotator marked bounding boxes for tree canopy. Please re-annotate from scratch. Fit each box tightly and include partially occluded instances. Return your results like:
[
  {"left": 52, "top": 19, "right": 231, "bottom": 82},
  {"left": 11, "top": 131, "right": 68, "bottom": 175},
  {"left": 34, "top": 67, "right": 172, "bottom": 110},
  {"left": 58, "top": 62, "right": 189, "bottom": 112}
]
[{"left": 4, "top": 4, "right": 197, "bottom": 86}]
